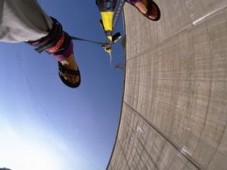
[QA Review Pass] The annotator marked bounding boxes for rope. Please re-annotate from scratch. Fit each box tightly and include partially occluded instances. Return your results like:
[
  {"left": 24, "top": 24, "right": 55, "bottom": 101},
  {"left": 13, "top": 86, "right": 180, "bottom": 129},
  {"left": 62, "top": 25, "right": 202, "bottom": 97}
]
[
  {"left": 71, "top": 36, "right": 114, "bottom": 66},
  {"left": 71, "top": 36, "right": 104, "bottom": 45}
]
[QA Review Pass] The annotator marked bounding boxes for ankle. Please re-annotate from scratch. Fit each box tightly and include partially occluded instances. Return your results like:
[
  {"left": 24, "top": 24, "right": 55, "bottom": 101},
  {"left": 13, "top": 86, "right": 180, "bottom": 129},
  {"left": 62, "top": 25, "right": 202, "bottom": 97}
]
[{"left": 27, "top": 17, "right": 74, "bottom": 61}]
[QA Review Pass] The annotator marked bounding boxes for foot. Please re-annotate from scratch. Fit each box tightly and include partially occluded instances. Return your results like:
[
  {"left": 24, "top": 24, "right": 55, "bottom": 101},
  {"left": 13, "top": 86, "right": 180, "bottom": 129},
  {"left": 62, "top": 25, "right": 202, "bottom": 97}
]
[
  {"left": 129, "top": 0, "right": 161, "bottom": 21},
  {"left": 134, "top": 1, "right": 155, "bottom": 20},
  {"left": 59, "top": 53, "right": 80, "bottom": 85}
]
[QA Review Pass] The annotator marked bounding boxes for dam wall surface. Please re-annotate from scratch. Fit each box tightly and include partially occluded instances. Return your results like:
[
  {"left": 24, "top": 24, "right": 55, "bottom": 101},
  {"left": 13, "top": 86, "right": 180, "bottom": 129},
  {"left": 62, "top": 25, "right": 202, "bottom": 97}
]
[{"left": 107, "top": 1, "right": 227, "bottom": 170}]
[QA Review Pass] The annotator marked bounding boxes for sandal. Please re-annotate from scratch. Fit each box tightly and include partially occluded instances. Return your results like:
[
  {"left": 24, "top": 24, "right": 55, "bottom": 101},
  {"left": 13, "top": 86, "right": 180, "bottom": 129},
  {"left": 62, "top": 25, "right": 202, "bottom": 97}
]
[
  {"left": 127, "top": 0, "right": 161, "bottom": 21},
  {"left": 58, "top": 62, "right": 81, "bottom": 88}
]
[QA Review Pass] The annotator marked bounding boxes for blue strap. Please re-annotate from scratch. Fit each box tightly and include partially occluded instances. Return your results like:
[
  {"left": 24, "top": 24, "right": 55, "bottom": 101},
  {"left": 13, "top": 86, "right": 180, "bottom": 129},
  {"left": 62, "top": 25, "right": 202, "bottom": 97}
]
[{"left": 112, "top": 0, "right": 125, "bottom": 30}]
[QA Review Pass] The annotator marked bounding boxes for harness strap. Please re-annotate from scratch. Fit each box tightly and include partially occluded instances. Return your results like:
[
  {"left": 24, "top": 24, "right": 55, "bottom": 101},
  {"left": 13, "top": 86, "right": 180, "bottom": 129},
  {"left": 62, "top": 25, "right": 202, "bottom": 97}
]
[
  {"left": 96, "top": 0, "right": 117, "bottom": 11},
  {"left": 28, "top": 17, "right": 72, "bottom": 60}
]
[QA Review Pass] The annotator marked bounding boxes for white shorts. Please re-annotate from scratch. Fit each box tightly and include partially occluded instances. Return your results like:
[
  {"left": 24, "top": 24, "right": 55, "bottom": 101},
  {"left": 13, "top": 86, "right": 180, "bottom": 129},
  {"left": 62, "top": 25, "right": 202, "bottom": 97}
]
[{"left": 0, "top": 0, "right": 52, "bottom": 42}]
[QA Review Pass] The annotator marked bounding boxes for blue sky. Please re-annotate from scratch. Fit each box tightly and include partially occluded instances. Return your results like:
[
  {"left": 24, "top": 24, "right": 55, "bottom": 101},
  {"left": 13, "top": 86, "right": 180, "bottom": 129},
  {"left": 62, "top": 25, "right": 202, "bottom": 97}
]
[{"left": 0, "top": 1, "right": 124, "bottom": 170}]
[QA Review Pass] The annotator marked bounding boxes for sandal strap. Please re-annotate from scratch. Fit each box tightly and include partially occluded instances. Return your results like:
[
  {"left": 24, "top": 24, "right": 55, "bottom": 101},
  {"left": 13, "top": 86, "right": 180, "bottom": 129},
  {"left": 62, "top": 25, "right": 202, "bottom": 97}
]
[
  {"left": 146, "top": 0, "right": 153, "bottom": 15},
  {"left": 58, "top": 62, "right": 79, "bottom": 76},
  {"left": 96, "top": 0, "right": 117, "bottom": 11},
  {"left": 58, "top": 61, "right": 81, "bottom": 88}
]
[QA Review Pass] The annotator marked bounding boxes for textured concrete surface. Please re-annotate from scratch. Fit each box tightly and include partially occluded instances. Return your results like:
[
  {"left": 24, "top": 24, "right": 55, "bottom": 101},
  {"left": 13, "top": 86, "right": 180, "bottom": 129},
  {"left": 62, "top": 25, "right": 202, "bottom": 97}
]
[{"left": 107, "top": 0, "right": 227, "bottom": 170}]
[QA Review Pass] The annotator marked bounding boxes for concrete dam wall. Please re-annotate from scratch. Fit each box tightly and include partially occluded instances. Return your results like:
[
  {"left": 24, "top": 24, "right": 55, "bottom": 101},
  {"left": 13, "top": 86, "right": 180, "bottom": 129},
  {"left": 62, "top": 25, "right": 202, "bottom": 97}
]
[{"left": 107, "top": 0, "right": 227, "bottom": 169}]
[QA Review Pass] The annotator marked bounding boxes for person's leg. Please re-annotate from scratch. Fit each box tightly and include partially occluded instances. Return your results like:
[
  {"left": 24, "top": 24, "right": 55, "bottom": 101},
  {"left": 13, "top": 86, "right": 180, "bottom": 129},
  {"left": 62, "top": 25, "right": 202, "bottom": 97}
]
[
  {"left": 27, "top": 17, "right": 80, "bottom": 87},
  {"left": 0, "top": 0, "right": 80, "bottom": 88}
]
